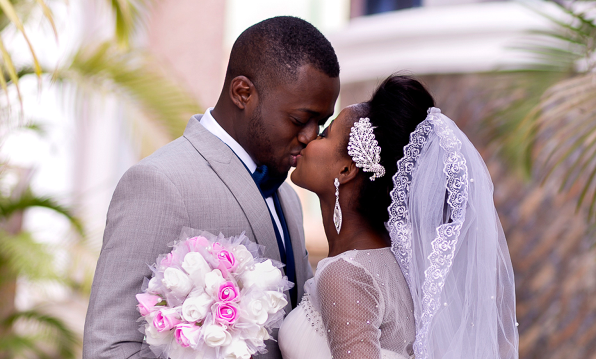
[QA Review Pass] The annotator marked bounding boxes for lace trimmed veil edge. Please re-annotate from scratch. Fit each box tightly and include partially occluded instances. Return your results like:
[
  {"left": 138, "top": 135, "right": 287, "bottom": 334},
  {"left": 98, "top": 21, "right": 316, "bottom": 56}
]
[{"left": 387, "top": 108, "right": 519, "bottom": 359}]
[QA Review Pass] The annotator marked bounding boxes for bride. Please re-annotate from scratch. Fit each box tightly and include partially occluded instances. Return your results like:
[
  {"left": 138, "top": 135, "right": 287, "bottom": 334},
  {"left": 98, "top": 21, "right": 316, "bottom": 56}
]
[{"left": 277, "top": 75, "right": 519, "bottom": 359}]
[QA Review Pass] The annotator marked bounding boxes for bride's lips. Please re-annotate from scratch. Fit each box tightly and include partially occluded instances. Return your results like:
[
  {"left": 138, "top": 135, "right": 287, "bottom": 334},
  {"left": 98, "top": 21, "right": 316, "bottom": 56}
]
[{"left": 290, "top": 154, "right": 302, "bottom": 167}]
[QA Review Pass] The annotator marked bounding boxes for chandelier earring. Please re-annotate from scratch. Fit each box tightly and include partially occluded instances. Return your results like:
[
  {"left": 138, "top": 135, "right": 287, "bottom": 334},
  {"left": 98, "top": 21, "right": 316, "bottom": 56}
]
[{"left": 333, "top": 178, "right": 342, "bottom": 234}]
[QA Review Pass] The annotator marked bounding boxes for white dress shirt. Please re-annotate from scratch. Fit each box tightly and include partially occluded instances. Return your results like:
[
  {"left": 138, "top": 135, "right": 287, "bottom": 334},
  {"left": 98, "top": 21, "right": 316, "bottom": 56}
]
[{"left": 200, "top": 108, "right": 285, "bottom": 247}]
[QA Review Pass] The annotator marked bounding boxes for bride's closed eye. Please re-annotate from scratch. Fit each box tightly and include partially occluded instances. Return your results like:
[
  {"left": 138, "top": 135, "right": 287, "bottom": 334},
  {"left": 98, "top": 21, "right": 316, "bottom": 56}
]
[
  {"left": 318, "top": 126, "right": 329, "bottom": 138},
  {"left": 318, "top": 120, "right": 334, "bottom": 138}
]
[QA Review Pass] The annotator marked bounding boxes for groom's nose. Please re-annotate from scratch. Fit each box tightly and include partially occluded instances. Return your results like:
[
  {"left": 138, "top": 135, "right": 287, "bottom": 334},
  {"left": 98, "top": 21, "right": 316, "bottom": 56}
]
[{"left": 297, "top": 121, "right": 318, "bottom": 145}]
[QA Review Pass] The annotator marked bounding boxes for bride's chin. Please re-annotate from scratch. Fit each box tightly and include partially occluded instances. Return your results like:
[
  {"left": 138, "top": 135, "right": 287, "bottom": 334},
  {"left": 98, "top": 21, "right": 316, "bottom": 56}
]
[{"left": 290, "top": 169, "right": 307, "bottom": 190}]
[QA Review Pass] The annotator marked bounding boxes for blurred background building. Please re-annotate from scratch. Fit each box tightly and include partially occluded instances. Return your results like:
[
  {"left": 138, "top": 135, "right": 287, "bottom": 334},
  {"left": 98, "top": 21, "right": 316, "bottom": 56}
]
[{"left": 2, "top": 0, "right": 595, "bottom": 358}]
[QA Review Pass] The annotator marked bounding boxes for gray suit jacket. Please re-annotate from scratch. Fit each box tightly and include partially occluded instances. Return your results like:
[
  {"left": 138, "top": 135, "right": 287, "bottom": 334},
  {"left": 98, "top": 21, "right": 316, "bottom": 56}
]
[{"left": 83, "top": 115, "right": 313, "bottom": 359}]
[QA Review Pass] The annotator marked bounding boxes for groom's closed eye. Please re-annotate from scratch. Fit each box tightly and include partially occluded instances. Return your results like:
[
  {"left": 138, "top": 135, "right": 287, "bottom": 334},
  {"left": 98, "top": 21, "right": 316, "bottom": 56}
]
[{"left": 291, "top": 116, "right": 309, "bottom": 126}]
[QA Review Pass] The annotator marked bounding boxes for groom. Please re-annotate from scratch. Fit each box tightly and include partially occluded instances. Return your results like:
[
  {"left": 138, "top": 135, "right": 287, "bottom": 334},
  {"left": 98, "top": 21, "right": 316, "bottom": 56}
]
[{"left": 83, "top": 16, "right": 340, "bottom": 359}]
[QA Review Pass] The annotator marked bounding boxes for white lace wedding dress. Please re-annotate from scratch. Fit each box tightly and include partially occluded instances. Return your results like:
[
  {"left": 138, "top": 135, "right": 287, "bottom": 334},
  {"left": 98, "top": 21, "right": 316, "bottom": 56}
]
[{"left": 278, "top": 247, "right": 415, "bottom": 359}]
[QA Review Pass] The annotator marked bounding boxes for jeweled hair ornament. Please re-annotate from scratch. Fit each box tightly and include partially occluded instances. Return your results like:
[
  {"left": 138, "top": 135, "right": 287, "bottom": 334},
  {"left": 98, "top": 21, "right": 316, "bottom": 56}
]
[{"left": 347, "top": 117, "right": 386, "bottom": 181}]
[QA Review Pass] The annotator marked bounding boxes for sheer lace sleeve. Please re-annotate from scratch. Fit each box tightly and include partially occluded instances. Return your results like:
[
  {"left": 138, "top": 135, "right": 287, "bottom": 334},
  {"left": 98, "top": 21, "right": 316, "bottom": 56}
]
[{"left": 317, "top": 257, "right": 384, "bottom": 359}]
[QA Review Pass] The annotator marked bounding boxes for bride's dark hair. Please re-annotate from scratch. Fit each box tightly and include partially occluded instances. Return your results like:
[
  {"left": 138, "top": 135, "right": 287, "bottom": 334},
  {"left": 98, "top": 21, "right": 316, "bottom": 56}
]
[{"left": 350, "top": 75, "right": 435, "bottom": 231}]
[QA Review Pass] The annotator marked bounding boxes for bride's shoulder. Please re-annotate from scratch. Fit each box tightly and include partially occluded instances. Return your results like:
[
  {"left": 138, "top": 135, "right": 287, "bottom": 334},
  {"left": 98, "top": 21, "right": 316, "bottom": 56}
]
[
  {"left": 314, "top": 250, "right": 378, "bottom": 287},
  {"left": 315, "top": 250, "right": 360, "bottom": 274},
  {"left": 306, "top": 250, "right": 387, "bottom": 313},
  {"left": 315, "top": 247, "right": 393, "bottom": 279}
]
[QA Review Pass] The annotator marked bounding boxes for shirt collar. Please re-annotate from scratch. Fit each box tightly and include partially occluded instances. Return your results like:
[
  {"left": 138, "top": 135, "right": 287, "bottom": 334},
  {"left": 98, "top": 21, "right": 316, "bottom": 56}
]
[{"left": 200, "top": 107, "right": 257, "bottom": 173}]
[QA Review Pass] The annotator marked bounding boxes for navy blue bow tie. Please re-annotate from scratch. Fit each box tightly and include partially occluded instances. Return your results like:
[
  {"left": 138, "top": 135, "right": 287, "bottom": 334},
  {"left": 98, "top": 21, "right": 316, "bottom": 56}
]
[{"left": 251, "top": 165, "right": 287, "bottom": 198}]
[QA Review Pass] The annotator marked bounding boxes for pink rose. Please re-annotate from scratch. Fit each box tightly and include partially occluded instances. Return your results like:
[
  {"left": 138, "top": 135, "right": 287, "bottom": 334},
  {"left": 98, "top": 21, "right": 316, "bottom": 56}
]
[
  {"left": 186, "top": 236, "right": 209, "bottom": 252},
  {"left": 136, "top": 293, "right": 162, "bottom": 316},
  {"left": 160, "top": 253, "right": 175, "bottom": 268},
  {"left": 214, "top": 303, "right": 238, "bottom": 325},
  {"left": 218, "top": 282, "right": 239, "bottom": 302},
  {"left": 212, "top": 242, "right": 224, "bottom": 252},
  {"left": 216, "top": 249, "right": 237, "bottom": 272},
  {"left": 174, "top": 323, "right": 202, "bottom": 348},
  {"left": 153, "top": 308, "right": 181, "bottom": 332}
]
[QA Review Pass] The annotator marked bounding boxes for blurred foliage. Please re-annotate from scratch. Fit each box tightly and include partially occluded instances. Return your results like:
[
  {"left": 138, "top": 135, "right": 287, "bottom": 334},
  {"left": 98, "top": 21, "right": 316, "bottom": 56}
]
[
  {"left": 0, "top": 0, "right": 55, "bottom": 103},
  {"left": 54, "top": 41, "right": 199, "bottom": 144},
  {"left": 110, "top": 0, "right": 143, "bottom": 49},
  {"left": 0, "top": 168, "right": 83, "bottom": 358},
  {"left": 0, "top": 0, "right": 202, "bottom": 357},
  {"left": 486, "top": 0, "right": 596, "bottom": 220},
  {"left": 0, "top": 309, "right": 79, "bottom": 359}
]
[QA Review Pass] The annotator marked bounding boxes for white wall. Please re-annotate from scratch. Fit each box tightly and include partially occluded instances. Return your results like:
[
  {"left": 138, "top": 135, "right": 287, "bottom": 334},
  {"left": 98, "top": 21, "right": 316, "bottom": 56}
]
[{"left": 329, "top": 1, "right": 554, "bottom": 84}]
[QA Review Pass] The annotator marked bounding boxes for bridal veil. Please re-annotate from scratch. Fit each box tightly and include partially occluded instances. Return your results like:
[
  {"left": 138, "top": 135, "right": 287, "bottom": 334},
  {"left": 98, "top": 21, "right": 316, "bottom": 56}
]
[{"left": 387, "top": 108, "right": 519, "bottom": 359}]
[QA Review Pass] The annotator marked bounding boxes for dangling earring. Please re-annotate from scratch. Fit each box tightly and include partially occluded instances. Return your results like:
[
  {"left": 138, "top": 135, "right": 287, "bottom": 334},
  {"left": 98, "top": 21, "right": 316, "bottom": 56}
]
[{"left": 333, "top": 178, "right": 342, "bottom": 234}]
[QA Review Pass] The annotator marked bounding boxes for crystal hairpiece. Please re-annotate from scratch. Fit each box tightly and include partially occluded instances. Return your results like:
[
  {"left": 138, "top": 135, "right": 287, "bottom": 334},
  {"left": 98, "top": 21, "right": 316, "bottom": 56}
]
[{"left": 347, "top": 117, "right": 386, "bottom": 181}]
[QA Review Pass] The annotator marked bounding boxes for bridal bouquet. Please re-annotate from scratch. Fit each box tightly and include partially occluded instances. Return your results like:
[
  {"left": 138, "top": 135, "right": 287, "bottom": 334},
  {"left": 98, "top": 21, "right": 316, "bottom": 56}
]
[{"left": 136, "top": 228, "right": 292, "bottom": 359}]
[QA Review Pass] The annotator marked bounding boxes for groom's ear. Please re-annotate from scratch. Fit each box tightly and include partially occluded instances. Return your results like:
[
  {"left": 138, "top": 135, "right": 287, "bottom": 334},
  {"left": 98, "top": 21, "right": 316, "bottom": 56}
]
[
  {"left": 229, "top": 76, "right": 256, "bottom": 110},
  {"left": 338, "top": 161, "right": 359, "bottom": 185}
]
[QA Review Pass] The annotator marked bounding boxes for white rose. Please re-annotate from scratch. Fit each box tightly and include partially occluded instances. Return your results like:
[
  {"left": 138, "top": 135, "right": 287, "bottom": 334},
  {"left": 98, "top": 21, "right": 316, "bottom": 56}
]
[
  {"left": 247, "top": 326, "right": 270, "bottom": 348},
  {"left": 232, "top": 245, "right": 253, "bottom": 273},
  {"left": 182, "top": 292, "right": 213, "bottom": 322},
  {"left": 162, "top": 267, "right": 193, "bottom": 297},
  {"left": 258, "top": 326, "right": 270, "bottom": 342},
  {"left": 204, "top": 269, "right": 226, "bottom": 298},
  {"left": 240, "top": 260, "right": 282, "bottom": 290},
  {"left": 265, "top": 291, "right": 288, "bottom": 313},
  {"left": 144, "top": 320, "right": 171, "bottom": 347},
  {"left": 147, "top": 277, "right": 161, "bottom": 294},
  {"left": 242, "top": 298, "right": 268, "bottom": 325},
  {"left": 203, "top": 324, "right": 232, "bottom": 347},
  {"left": 182, "top": 252, "right": 211, "bottom": 288},
  {"left": 169, "top": 341, "right": 205, "bottom": 359},
  {"left": 222, "top": 337, "right": 253, "bottom": 359}
]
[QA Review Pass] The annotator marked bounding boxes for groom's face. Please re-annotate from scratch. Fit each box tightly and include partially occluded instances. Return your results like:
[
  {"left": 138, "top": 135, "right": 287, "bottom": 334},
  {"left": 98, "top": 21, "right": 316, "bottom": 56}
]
[{"left": 246, "top": 64, "right": 340, "bottom": 177}]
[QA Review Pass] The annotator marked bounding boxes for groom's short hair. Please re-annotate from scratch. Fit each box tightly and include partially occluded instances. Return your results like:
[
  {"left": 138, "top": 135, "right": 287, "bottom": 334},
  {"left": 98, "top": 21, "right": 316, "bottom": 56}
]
[{"left": 226, "top": 16, "right": 340, "bottom": 96}]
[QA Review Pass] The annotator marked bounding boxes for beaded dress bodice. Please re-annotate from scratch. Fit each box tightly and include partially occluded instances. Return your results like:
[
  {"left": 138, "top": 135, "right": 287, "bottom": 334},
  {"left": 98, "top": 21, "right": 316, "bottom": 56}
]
[{"left": 278, "top": 248, "right": 415, "bottom": 359}]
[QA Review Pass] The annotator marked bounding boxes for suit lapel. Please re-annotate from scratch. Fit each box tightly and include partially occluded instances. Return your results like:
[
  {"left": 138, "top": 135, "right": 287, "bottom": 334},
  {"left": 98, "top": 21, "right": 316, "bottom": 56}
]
[{"left": 182, "top": 116, "right": 281, "bottom": 263}]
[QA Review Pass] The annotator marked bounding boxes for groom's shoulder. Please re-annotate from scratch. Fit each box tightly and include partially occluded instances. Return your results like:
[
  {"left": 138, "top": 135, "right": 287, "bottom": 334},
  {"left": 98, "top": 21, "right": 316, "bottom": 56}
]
[
  {"left": 132, "top": 122, "right": 210, "bottom": 175},
  {"left": 140, "top": 136, "right": 200, "bottom": 168},
  {"left": 114, "top": 136, "right": 201, "bottom": 188},
  {"left": 131, "top": 115, "right": 212, "bottom": 172}
]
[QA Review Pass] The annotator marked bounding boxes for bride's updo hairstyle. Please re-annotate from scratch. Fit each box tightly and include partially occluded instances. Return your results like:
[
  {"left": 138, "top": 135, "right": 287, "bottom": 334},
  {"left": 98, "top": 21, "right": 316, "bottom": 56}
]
[{"left": 351, "top": 75, "right": 435, "bottom": 231}]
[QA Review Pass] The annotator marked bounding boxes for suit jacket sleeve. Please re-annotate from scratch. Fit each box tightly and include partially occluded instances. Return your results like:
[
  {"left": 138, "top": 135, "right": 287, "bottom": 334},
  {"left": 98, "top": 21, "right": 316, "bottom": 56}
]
[{"left": 83, "top": 163, "right": 190, "bottom": 359}]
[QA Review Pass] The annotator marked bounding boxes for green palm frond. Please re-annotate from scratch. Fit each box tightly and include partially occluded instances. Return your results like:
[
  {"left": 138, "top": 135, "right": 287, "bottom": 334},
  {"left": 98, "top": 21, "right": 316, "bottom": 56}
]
[
  {"left": 0, "top": 190, "right": 83, "bottom": 234},
  {"left": 54, "top": 41, "right": 201, "bottom": 142},
  {"left": 1, "top": 309, "right": 79, "bottom": 359},
  {"left": 534, "top": 73, "right": 596, "bottom": 213},
  {"left": 0, "top": 231, "right": 59, "bottom": 283},
  {"left": 0, "top": 0, "right": 50, "bottom": 98},
  {"left": 12, "top": 120, "right": 46, "bottom": 136},
  {"left": 0, "top": 0, "right": 148, "bottom": 106},
  {"left": 487, "top": 0, "right": 596, "bottom": 221},
  {"left": 33, "top": 0, "right": 57, "bottom": 38},
  {"left": 483, "top": 71, "right": 565, "bottom": 177},
  {"left": 520, "top": 4, "right": 596, "bottom": 71},
  {"left": 110, "top": 0, "right": 146, "bottom": 49},
  {"left": 0, "top": 333, "right": 51, "bottom": 359}
]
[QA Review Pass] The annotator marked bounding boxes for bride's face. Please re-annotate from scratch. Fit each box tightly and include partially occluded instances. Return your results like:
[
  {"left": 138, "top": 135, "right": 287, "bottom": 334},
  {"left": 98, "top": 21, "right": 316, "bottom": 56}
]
[{"left": 290, "top": 107, "right": 353, "bottom": 195}]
